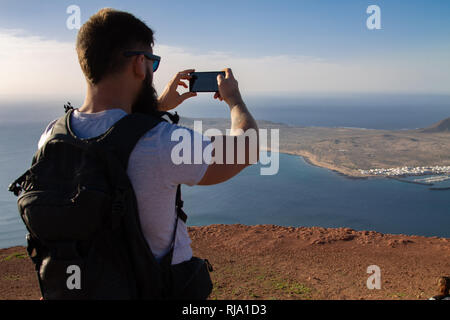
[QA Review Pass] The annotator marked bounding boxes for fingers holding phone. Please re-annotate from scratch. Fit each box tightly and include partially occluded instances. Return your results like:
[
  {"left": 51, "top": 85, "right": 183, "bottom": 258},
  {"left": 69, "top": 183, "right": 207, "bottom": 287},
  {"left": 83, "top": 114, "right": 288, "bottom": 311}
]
[
  {"left": 216, "top": 68, "right": 243, "bottom": 107},
  {"left": 187, "top": 68, "right": 243, "bottom": 107},
  {"left": 158, "top": 69, "right": 197, "bottom": 111}
]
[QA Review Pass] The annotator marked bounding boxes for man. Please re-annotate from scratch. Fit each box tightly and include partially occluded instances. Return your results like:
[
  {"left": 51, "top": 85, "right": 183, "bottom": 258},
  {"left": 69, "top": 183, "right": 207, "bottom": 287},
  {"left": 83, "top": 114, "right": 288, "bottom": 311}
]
[{"left": 38, "top": 8, "right": 258, "bottom": 267}]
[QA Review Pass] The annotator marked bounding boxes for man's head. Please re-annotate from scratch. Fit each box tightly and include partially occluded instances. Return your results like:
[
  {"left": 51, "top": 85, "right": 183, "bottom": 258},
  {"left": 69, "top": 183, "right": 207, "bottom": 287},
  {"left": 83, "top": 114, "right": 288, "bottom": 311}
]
[{"left": 76, "top": 8, "right": 159, "bottom": 114}]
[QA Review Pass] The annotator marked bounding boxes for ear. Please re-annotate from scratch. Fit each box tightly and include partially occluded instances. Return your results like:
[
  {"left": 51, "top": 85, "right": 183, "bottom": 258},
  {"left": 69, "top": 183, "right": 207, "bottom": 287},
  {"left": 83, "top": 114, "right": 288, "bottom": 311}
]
[{"left": 132, "top": 55, "right": 146, "bottom": 80}]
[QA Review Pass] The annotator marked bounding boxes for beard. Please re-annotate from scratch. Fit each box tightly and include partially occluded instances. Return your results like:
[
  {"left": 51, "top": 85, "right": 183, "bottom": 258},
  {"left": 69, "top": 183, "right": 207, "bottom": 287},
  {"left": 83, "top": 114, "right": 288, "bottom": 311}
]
[{"left": 131, "top": 68, "right": 159, "bottom": 115}]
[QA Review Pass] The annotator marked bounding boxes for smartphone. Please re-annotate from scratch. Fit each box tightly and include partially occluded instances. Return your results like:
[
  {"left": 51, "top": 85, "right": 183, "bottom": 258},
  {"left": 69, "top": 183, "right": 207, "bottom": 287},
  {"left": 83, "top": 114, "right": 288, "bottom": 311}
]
[{"left": 189, "top": 71, "right": 225, "bottom": 92}]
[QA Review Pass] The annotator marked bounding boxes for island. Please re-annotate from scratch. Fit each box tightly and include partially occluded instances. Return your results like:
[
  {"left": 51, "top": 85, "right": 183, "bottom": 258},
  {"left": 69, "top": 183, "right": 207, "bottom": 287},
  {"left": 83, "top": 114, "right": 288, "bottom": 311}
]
[{"left": 179, "top": 117, "right": 450, "bottom": 179}]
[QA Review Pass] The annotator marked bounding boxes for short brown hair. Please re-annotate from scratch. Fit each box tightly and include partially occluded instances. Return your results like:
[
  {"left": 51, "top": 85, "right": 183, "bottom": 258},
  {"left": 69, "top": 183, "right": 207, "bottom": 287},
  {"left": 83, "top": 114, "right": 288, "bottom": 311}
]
[{"left": 76, "top": 8, "right": 154, "bottom": 84}]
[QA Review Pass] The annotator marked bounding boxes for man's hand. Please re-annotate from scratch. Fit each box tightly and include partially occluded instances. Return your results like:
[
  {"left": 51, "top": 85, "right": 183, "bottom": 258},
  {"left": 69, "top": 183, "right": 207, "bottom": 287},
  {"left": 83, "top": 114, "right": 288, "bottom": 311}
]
[
  {"left": 158, "top": 69, "right": 197, "bottom": 111},
  {"left": 199, "top": 67, "right": 259, "bottom": 186},
  {"left": 213, "top": 68, "right": 244, "bottom": 107}
]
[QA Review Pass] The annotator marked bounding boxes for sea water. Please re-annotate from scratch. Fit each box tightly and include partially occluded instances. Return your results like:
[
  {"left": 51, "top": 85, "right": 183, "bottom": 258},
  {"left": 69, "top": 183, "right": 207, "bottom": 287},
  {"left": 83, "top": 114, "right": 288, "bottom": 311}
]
[{"left": 0, "top": 100, "right": 449, "bottom": 248}]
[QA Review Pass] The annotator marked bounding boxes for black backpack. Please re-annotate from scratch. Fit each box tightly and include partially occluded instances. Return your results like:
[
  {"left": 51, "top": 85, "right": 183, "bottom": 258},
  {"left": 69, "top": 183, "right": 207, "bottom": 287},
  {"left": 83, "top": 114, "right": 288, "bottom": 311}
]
[{"left": 8, "top": 106, "right": 213, "bottom": 300}]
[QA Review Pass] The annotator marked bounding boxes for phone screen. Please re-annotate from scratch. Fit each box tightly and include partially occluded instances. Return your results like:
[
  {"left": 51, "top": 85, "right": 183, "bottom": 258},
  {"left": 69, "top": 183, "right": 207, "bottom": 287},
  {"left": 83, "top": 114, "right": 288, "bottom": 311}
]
[{"left": 189, "top": 71, "right": 225, "bottom": 92}]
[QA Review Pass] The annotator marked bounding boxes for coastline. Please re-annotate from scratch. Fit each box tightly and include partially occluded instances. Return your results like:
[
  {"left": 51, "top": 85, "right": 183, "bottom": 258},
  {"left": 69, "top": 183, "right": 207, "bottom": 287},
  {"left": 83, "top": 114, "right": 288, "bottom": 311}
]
[
  {"left": 1, "top": 224, "right": 448, "bottom": 300},
  {"left": 277, "top": 149, "right": 450, "bottom": 186},
  {"left": 184, "top": 116, "right": 450, "bottom": 181},
  {"left": 277, "top": 149, "right": 371, "bottom": 179}
]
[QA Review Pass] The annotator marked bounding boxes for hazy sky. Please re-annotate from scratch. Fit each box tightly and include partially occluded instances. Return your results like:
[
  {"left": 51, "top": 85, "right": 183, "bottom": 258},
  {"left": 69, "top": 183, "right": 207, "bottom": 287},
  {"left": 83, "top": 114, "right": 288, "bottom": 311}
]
[{"left": 0, "top": 0, "right": 449, "bottom": 100}]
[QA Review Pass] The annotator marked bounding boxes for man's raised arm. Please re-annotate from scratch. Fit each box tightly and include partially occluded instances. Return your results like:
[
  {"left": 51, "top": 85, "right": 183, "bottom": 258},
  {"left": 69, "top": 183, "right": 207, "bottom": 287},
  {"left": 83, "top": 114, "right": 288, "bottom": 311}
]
[{"left": 198, "top": 68, "right": 259, "bottom": 185}]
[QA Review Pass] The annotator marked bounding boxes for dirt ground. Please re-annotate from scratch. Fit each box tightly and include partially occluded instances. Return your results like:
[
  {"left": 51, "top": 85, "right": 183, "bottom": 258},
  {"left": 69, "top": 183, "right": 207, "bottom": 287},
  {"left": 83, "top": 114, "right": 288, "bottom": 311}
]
[{"left": 1, "top": 224, "right": 449, "bottom": 300}]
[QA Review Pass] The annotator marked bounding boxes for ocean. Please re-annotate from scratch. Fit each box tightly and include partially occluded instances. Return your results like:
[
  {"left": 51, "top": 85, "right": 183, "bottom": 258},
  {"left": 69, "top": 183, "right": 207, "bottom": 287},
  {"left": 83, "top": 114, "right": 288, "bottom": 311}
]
[
  {"left": 0, "top": 96, "right": 449, "bottom": 248},
  {"left": 184, "top": 153, "right": 450, "bottom": 238}
]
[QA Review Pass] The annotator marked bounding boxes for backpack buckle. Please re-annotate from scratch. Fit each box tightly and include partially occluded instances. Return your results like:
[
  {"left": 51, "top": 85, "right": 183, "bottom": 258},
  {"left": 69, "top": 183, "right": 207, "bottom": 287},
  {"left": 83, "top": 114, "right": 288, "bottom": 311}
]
[
  {"left": 8, "top": 182, "right": 22, "bottom": 197},
  {"left": 8, "top": 170, "right": 34, "bottom": 196},
  {"left": 64, "top": 102, "right": 74, "bottom": 113}
]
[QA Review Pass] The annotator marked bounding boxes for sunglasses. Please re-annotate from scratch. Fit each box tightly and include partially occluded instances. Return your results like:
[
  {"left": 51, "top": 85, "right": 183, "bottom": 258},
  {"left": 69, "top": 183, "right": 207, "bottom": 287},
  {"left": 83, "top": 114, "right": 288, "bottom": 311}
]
[{"left": 123, "top": 51, "right": 161, "bottom": 72}]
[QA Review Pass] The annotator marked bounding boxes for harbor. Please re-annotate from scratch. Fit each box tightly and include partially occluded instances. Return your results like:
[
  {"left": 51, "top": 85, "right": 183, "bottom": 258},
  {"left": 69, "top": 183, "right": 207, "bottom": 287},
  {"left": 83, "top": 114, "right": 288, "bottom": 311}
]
[{"left": 359, "top": 166, "right": 450, "bottom": 177}]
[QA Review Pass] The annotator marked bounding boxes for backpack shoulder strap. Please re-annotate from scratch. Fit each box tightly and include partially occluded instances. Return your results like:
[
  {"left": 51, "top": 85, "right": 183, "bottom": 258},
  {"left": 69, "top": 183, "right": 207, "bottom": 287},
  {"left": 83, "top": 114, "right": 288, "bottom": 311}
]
[
  {"left": 96, "top": 112, "right": 164, "bottom": 170},
  {"left": 50, "top": 108, "right": 179, "bottom": 170},
  {"left": 35, "top": 107, "right": 187, "bottom": 221},
  {"left": 37, "top": 109, "right": 163, "bottom": 170},
  {"left": 50, "top": 110, "right": 72, "bottom": 136},
  {"left": 176, "top": 185, "right": 187, "bottom": 223}
]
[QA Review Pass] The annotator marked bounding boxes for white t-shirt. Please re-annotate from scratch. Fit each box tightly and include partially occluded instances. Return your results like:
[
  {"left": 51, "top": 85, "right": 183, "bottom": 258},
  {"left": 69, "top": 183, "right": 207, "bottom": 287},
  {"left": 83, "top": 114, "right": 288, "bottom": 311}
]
[{"left": 38, "top": 108, "right": 211, "bottom": 265}]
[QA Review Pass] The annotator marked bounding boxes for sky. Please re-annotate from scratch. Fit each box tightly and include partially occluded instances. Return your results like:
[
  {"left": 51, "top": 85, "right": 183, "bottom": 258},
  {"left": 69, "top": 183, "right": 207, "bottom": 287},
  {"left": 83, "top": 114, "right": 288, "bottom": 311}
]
[{"left": 0, "top": 0, "right": 450, "bottom": 100}]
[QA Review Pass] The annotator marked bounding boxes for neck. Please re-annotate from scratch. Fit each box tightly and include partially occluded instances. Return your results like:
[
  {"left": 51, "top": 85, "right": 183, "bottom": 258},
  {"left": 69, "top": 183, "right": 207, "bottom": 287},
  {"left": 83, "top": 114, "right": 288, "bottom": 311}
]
[{"left": 78, "top": 78, "right": 135, "bottom": 114}]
